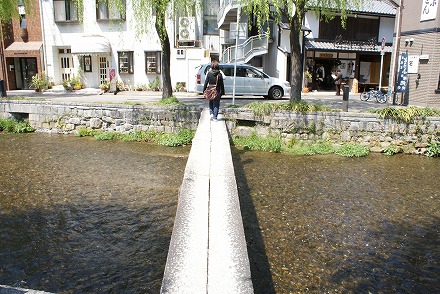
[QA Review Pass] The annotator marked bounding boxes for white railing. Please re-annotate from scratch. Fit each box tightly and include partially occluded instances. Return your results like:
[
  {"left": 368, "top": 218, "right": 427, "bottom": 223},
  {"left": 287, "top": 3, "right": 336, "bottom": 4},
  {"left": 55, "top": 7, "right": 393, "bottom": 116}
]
[
  {"left": 221, "top": 34, "right": 269, "bottom": 64},
  {"left": 217, "top": 0, "right": 238, "bottom": 27}
]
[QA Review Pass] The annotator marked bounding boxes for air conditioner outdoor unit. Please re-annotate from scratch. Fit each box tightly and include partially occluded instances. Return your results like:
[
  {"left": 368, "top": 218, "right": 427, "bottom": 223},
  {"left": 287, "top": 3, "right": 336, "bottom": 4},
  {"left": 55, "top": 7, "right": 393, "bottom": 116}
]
[
  {"left": 176, "top": 49, "right": 186, "bottom": 59},
  {"left": 179, "top": 17, "right": 196, "bottom": 40}
]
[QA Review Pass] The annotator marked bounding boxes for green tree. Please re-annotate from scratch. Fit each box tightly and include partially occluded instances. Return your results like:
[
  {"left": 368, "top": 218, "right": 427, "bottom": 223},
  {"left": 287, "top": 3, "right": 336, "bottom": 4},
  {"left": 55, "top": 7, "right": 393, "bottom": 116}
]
[
  {"left": 241, "top": 0, "right": 363, "bottom": 101},
  {"left": 0, "top": 0, "right": 29, "bottom": 20}
]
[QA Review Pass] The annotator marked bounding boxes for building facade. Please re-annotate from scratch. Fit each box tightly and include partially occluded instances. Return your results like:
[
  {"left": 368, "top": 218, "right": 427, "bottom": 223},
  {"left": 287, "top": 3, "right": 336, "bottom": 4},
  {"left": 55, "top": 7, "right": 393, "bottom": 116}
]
[
  {"left": 40, "top": 0, "right": 217, "bottom": 91},
  {"left": 396, "top": 0, "right": 439, "bottom": 107},
  {"left": 217, "top": 0, "right": 396, "bottom": 94},
  {"left": 2, "top": 0, "right": 401, "bottom": 100},
  {"left": 0, "top": 0, "right": 44, "bottom": 90}
]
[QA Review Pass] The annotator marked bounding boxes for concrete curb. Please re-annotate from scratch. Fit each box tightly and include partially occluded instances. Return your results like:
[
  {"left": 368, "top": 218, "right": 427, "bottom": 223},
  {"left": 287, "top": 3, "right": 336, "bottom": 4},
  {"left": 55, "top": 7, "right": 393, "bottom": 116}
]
[{"left": 0, "top": 285, "right": 53, "bottom": 293}]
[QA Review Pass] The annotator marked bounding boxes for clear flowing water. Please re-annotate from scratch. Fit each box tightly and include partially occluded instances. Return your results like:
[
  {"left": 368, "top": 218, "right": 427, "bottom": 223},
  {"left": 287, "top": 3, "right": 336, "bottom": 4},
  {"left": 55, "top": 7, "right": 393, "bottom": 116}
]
[
  {"left": 233, "top": 149, "right": 440, "bottom": 293},
  {"left": 0, "top": 133, "right": 189, "bottom": 293},
  {"left": 2, "top": 133, "right": 439, "bottom": 293}
]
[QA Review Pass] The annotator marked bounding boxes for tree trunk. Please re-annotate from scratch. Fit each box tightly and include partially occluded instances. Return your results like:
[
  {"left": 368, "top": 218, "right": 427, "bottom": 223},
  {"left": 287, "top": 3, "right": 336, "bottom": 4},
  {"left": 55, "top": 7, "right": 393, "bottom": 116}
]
[
  {"left": 289, "top": 18, "right": 302, "bottom": 102},
  {"left": 155, "top": 6, "right": 173, "bottom": 99}
]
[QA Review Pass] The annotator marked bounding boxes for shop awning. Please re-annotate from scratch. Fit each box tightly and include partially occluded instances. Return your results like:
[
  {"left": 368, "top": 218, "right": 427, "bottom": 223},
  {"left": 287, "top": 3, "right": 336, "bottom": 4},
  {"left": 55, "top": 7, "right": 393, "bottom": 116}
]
[
  {"left": 4, "top": 41, "right": 42, "bottom": 57},
  {"left": 71, "top": 35, "right": 111, "bottom": 55},
  {"left": 305, "top": 39, "right": 393, "bottom": 53}
]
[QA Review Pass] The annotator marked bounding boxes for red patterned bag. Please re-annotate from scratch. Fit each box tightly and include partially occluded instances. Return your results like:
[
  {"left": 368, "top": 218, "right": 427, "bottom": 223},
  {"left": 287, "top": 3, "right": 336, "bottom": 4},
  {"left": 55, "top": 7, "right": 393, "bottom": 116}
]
[{"left": 203, "top": 74, "right": 219, "bottom": 100}]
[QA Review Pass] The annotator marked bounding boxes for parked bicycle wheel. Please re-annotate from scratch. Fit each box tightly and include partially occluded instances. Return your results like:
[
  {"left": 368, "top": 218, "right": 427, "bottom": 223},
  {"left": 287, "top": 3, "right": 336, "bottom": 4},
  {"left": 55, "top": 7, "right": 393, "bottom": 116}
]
[
  {"left": 375, "top": 91, "right": 387, "bottom": 103},
  {"left": 360, "top": 91, "right": 370, "bottom": 101}
]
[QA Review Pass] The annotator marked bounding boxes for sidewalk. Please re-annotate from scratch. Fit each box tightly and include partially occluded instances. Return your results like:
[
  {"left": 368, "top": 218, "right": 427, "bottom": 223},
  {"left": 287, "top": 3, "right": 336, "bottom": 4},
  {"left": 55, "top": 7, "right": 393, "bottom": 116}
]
[{"left": 4, "top": 88, "right": 398, "bottom": 112}]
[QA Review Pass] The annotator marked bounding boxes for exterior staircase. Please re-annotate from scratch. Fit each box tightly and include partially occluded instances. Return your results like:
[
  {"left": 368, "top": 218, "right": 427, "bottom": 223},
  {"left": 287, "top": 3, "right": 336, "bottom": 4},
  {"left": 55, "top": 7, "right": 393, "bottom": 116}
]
[{"left": 221, "top": 34, "right": 269, "bottom": 64}]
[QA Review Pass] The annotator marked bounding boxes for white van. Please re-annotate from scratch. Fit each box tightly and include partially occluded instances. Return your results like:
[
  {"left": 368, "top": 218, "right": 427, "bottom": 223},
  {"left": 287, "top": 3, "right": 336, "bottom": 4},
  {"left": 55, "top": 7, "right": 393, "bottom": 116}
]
[{"left": 195, "top": 64, "right": 290, "bottom": 99}]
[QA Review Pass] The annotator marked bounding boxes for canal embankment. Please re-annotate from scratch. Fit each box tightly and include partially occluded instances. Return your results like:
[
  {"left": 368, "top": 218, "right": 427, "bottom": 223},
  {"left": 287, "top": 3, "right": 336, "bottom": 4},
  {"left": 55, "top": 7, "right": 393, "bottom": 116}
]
[{"left": 1, "top": 100, "right": 439, "bottom": 155}]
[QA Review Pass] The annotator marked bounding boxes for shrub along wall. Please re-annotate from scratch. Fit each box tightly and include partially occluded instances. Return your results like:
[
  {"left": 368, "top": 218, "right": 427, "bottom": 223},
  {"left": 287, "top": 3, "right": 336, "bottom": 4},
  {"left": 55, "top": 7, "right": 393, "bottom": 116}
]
[
  {"left": 223, "top": 108, "right": 440, "bottom": 155},
  {"left": 0, "top": 101, "right": 201, "bottom": 134}
]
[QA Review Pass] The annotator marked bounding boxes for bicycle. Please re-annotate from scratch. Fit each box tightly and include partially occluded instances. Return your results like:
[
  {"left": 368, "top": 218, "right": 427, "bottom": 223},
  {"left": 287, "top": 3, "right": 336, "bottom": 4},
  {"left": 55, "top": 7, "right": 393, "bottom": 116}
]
[
  {"left": 376, "top": 89, "right": 396, "bottom": 104},
  {"left": 360, "top": 89, "right": 387, "bottom": 104}
]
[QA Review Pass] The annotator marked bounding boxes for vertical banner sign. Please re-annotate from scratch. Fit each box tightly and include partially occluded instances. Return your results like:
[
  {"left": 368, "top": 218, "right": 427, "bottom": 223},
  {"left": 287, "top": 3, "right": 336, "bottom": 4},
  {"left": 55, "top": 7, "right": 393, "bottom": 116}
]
[
  {"left": 421, "top": 0, "right": 439, "bottom": 21},
  {"left": 396, "top": 53, "right": 408, "bottom": 93}
]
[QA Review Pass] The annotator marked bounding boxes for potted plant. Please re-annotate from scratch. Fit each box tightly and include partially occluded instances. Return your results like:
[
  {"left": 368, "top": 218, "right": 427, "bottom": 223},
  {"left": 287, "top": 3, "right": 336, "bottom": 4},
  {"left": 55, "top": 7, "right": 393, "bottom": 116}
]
[
  {"left": 62, "top": 79, "right": 73, "bottom": 91},
  {"left": 303, "top": 71, "right": 312, "bottom": 93},
  {"left": 99, "top": 79, "right": 110, "bottom": 92},
  {"left": 31, "top": 71, "right": 49, "bottom": 92}
]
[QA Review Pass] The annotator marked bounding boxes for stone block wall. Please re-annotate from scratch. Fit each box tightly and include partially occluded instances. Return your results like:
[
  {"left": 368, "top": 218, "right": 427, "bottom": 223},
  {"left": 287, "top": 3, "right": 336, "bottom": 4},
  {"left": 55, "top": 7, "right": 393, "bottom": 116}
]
[
  {"left": 0, "top": 101, "right": 201, "bottom": 134},
  {"left": 2, "top": 100, "right": 440, "bottom": 154},
  {"left": 224, "top": 108, "right": 440, "bottom": 153}
]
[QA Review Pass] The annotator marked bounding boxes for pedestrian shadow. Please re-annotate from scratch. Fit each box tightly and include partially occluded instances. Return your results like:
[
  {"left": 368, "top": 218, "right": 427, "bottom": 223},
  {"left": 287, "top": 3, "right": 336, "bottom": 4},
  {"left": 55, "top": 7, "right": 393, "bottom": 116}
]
[{"left": 231, "top": 146, "right": 276, "bottom": 294}]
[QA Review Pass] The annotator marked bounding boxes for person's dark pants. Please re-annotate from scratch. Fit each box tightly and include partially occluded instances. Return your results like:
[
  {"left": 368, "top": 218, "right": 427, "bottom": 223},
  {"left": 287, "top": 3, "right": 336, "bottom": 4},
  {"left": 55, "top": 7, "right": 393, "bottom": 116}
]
[
  {"left": 209, "top": 94, "right": 221, "bottom": 119},
  {"left": 336, "top": 84, "right": 341, "bottom": 95}
]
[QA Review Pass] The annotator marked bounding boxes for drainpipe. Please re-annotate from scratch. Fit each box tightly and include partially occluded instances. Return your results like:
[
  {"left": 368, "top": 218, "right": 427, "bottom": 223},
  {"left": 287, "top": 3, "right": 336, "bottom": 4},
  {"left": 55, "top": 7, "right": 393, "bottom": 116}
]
[{"left": 39, "top": 0, "right": 47, "bottom": 72}]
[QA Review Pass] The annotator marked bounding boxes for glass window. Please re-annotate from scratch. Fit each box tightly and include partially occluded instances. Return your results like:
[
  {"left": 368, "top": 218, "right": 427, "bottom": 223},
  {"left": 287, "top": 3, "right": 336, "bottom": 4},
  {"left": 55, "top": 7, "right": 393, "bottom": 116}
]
[
  {"left": 82, "top": 55, "right": 92, "bottom": 72},
  {"left": 54, "top": 0, "right": 78, "bottom": 22},
  {"left": 203, "top": 0, "right": 219, "bottom": 35},
  {"left": 118, "top": 51, "right": 133, "bottom": 74},
  {"left": 203, "top": 16, "right": 219, "bottom": 35},
  {"left": 203, "top": 0, "right": 218, "bottom": 16},
  {"left": 319, "top": 16, "right": 379, "bottom": 41},
  {"left": 145, "top": 51, "right": 161, "bottom": 74},
  {"left": 96, "top": 0, "right": 125, "bottom": 20}
]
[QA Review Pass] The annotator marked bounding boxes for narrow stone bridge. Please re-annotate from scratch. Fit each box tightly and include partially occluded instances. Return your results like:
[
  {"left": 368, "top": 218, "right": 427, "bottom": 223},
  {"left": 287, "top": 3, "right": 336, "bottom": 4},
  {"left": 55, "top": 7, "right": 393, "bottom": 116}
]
[{"left": 160, "top": 109, "right": 254, "bottom": 293}]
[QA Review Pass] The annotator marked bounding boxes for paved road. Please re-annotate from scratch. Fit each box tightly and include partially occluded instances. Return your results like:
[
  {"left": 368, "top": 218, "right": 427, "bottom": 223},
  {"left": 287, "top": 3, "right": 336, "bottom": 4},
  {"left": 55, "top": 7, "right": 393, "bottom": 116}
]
[{"left": 5, "top": 89, "right": 399, "bottom": 112}]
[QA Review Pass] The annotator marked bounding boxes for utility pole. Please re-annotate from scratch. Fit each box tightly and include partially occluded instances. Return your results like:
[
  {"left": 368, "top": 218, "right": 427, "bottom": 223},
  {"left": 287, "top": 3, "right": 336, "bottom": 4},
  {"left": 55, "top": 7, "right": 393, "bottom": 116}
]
[{"left": 388, "top": 0, "right": 403, "bottom": 105}]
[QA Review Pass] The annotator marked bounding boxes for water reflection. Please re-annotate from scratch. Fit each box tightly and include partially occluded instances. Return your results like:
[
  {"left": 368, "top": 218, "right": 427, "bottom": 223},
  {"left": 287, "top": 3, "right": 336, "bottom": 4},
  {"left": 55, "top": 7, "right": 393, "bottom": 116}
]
[
  {"left": 0, "top": 133, "right": 189, "bottom": 293},
  {"left": 233, "top": 149, "right": 440, "bottom": 293}
]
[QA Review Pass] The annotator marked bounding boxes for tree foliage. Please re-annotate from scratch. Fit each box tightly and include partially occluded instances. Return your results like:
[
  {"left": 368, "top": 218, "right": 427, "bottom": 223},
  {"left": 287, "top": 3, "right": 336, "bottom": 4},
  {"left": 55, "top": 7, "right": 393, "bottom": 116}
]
[
  {"left": 241, "top": 0, "right": 363, "bottom": 101},
  {"left": 0, "top": 0, "right": 34, "bottom": 21}
]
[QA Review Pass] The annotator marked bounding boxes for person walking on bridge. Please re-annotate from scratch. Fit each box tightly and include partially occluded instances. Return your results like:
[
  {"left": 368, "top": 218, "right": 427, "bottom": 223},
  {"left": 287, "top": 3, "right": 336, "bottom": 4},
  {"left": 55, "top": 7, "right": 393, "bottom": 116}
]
[{"left": 203, "top": 60, "right": 225, "bottom": 121}]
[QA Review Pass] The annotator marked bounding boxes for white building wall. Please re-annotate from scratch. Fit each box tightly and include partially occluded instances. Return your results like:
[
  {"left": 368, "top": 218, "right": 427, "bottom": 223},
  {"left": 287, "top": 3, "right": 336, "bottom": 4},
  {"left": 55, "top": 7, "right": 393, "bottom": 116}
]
[
  {"left": 41, "top": 0, "right": 208, "bottom": 90},
  {"left": 379, "top": 17, "right": 395, "bottom": 44},
  {"left": 276, "top": 50, "right": 288, "bottom": 82},
  {"left": 304, "top": 11, "right": 320, "bottom": 40}
]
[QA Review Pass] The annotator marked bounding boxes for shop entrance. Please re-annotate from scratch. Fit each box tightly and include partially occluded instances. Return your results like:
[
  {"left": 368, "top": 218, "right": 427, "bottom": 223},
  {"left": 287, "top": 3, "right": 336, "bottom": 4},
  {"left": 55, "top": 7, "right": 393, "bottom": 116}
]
[
  {"left": 17, "top": 58, "right": 37, "bottom": 89},
  {"left": 312, "top": 59, "right": 338, "bottom": 91}
]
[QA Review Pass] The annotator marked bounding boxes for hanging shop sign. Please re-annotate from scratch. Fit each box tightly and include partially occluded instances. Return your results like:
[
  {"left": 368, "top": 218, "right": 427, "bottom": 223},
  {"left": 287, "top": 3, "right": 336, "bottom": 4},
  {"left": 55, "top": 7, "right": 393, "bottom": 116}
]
[
  {"left": 421, "top": 0, "right": 439, "bottom": 21},
  {"left": 408, "top": 55, "right": 420, "bottom": 74}
]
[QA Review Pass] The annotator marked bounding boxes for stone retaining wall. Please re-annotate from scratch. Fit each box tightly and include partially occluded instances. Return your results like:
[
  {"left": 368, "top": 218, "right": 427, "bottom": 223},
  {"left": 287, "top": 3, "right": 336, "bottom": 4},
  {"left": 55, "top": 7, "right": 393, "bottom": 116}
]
[
  {"left": 0, "top": 100, "right": 201, "bottom": 133},
  {"left": 224, "top": 108, "right": 440, "bottom": 154},
  {"left": 2, "top": 101, "right": 439, "bottom": 153}
]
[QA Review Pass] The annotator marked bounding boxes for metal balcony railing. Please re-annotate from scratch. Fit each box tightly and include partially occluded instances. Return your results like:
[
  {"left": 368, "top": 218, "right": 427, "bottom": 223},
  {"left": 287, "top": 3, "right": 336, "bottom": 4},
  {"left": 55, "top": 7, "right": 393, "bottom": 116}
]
[
  {"left": 218, "top": 0, "right": 238, "bottom": 27},
  {"left": 221, "top": 34, "right": 269, "bottom": 64}
]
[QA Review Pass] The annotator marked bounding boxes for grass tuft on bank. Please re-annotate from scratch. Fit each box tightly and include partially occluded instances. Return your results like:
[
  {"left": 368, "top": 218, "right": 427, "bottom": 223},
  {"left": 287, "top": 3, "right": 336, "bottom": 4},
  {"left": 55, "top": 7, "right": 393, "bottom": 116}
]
[
  {"left": 150, "top": 96, "right": 181, "bottom": 106},
  {"left": 77, "top": 128, "right": 194, "bottom": 147},
  {"left": 243, "top": 101, "right": 335, "bottom": 116},
  {"left": 232, "top": 132, "right": 372, "bottom": 157},
  {"left": 0, "top": 118, "right": 34, "bottom": 133},
  {"left": 370, "top": 106, "right": 440, "bottom": 123}
]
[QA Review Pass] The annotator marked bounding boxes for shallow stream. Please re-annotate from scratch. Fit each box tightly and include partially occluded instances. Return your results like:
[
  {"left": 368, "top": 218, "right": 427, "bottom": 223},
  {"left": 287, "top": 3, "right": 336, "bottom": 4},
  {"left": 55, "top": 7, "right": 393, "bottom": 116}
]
[
  {"left": 233, "top": 149, "right": 440, "bottom": 293},
  {"left": 1, "top": 133, "right": 439, "bottom": 293},
  {"left": 0, "top": 133, "right": 189, "bottom": 292}
]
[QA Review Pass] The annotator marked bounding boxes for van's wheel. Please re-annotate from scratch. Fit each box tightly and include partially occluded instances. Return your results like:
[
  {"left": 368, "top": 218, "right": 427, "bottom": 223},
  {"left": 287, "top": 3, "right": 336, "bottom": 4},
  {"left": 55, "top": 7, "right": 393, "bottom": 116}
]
[{"left": 269, "top": 86, "right": 283, "bottom": 99}]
